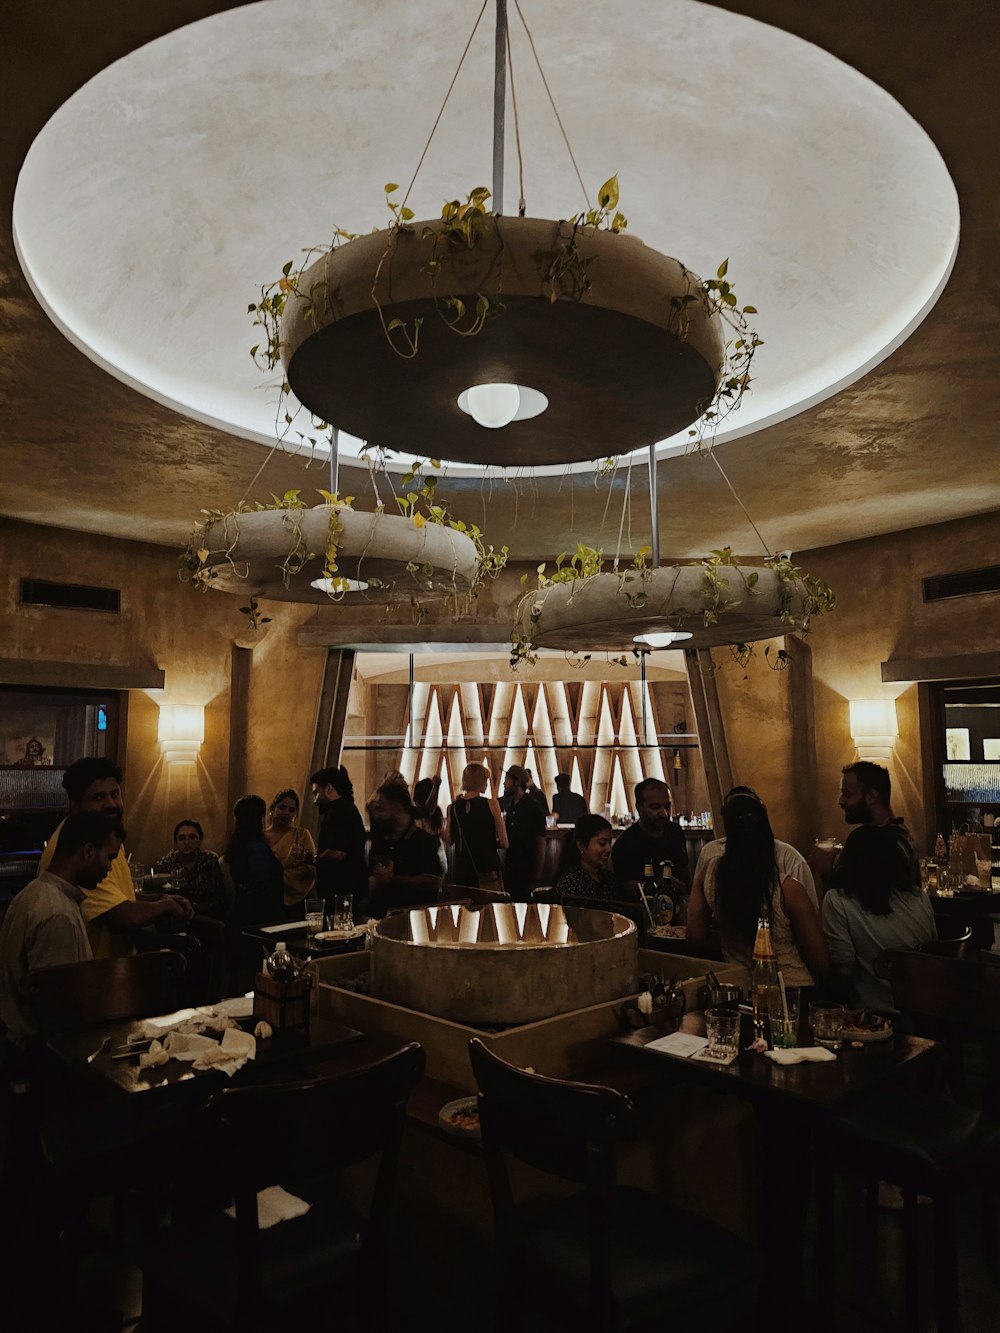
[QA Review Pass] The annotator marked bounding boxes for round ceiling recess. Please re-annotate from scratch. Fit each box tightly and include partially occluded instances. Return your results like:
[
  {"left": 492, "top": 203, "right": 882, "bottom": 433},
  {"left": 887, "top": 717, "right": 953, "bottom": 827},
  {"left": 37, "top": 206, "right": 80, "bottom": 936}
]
[{"left": 282, "top": 217, "right": 724, "bottom": 468}]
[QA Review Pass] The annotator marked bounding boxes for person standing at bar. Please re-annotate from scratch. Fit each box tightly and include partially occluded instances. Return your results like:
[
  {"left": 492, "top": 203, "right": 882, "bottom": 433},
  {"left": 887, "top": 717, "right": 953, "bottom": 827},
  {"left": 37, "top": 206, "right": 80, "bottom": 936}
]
[
  {"left": 551, "top": 772, "right": 588, "bottom": 826},
  {"left": 611, "top": 778, "right": 690, "bottom": 893},
  {"left": 311, "top": 766, "right": 369, "bottom": 917},
  {"left": 502, "top": 766, "right": 547, "bottom": 897}
]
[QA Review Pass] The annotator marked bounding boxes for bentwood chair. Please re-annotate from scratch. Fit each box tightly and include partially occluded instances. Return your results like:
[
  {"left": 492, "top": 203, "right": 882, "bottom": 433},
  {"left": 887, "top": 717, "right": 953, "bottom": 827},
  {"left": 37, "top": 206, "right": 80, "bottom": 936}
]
[
  {"left": 816, "top": 951, "right": 1000, "bottom": 1332},
  {"left": 469, "top": 1038, "right": 756, "bottom": 1332},
  {"left": 139, "top": 1042, "right": 426, "bottom": 1332}
]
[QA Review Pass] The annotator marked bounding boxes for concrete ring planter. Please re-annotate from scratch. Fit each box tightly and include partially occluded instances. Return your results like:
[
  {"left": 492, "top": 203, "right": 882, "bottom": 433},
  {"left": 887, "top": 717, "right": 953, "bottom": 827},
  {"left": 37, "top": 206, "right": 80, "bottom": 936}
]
[
  {"left": 517, "top": 565, "right": 813, "bottom": 653},
  {"left": 200, "top": 505, "right": 480, "bottom": 604},
  {"left": 281, "top": 217, "right": 725, "bottom": 468}
]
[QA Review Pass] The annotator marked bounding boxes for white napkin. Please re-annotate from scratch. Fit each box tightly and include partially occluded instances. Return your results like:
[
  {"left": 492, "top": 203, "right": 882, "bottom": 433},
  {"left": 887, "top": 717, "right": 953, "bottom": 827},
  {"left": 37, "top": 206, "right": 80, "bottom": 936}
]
[
  {"left": 163, "top": 1026, "right": 256, "bottom": 1078},
  {"left": 764, "top": 1046, "right": 837, "bottom": 1066},
  {"left": 139, "top": 1038, "right": 169, "bottom": 1068},
  {"left": 225, "top": 1185, "right": 311, "bottom": 1229},
  {"left": 645, "top": 1032, "right": 710, "bottom": 1058}
]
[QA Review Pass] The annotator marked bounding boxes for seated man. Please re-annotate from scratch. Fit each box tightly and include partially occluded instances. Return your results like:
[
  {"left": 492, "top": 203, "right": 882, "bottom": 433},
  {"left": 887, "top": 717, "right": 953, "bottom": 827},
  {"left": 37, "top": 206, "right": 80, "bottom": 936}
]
[
  {"left": 0, "top": 813, "right": 123, "bottom": 1045},
  {"left": 611, "top": 778, "right": 690, "bottom": 893},
  {"left": 39, "top": 758, "right": 192, "bottom": 958},
  {"left": 367, "top": 783, "right": 443, "bottom": 918}
]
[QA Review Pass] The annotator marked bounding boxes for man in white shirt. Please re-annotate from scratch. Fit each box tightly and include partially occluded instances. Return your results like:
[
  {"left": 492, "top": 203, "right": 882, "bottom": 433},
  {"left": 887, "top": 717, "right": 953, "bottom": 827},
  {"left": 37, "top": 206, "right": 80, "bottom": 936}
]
[{"left": 0, "top": 813, "right": 123, "bottom": 1044}]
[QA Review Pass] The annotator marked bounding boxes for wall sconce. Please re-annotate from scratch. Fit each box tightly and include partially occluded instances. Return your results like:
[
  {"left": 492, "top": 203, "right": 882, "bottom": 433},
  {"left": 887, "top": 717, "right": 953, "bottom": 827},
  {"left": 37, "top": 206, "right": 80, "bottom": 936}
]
[
  {"left": 158, "top": 704, "right": 204, "bottom": 765},
  {"left": 849, "top": 698, "right": 899, "bottom": 760}
]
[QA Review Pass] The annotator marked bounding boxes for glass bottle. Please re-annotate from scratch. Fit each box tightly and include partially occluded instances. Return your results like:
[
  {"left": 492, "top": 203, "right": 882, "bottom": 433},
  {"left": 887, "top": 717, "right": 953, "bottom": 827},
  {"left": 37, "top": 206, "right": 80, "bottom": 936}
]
[
  {"left": 267, "top": 941, "right": 295, "bottom": 982},
  {"left": 751, "top": 910, "right": 780, "bottom": 1040},
  {"left": 656, "top": 861, "right": 676, "bottom": 927}
]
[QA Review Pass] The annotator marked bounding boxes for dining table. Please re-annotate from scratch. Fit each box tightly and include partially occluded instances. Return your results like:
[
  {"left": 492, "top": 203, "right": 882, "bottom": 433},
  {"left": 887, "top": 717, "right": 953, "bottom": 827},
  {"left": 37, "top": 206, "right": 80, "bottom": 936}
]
[{"left": 612, "top": 1009, "right": 942, "bottom": 1290}]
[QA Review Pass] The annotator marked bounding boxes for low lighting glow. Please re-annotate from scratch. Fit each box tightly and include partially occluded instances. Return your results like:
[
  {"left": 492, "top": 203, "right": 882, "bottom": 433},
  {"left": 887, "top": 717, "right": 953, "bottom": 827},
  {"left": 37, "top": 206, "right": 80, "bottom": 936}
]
[
  {"left": 157, "top": 704, "right": 204, "bottom": 765},
  {"left": 849, "top": 697, "right": 899, "bottom": 759},
  {"left": 633, "top": 630, "right": 694, "bottom": 648}
]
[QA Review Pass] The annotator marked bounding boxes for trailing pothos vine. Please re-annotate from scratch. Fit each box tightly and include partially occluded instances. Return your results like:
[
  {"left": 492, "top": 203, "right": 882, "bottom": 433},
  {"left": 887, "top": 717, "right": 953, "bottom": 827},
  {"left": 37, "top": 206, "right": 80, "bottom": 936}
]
[{"left": 509, "top": 545, "right": 835, "bottom": 670}]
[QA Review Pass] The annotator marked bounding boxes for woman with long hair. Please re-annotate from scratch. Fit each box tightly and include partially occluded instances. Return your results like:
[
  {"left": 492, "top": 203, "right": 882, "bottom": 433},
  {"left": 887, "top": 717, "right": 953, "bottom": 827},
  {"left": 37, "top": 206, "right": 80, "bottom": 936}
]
[
  {"left": 687, "top": 788, "right": 828, "bottom": 985},
  {"left": 445, "top": 762, "right": 507, "bottom": 892},
  {"left": 553, "top": 813, "right": 633, "bottom": 901},
  {"left": 822, "top": 823, "right": 936, "bottom": 1010},
  {"left": 264, "top": 788, "right": 317, "bottom": 908}
]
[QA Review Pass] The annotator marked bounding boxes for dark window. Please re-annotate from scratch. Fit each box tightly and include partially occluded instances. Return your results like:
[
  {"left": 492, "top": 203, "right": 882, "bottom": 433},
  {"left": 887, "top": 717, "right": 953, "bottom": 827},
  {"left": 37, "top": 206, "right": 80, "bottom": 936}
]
[
  {"left": 19, "top": 579, "right": 121, "bottom": 613},
  {"left": 923, "top": 566, "right": 1000, "bottom": 603}
]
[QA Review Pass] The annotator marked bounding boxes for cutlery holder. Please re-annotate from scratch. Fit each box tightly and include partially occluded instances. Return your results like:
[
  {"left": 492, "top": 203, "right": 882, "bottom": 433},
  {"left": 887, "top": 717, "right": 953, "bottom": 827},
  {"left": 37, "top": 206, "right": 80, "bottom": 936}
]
[{"left": 253, "top": 972, "right": 312, "bottom": 1030}]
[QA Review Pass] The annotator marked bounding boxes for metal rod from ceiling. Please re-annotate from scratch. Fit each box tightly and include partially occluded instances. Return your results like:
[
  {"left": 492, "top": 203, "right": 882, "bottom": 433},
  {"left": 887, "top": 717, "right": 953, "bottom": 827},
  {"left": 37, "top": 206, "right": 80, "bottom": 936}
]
[
  {"left": 328, "top": 426, "right": 340, "bottom": 495},
  {"left": 648, "top": 443, "right": 660, "bottom": 567},
  {"left": 493, "top": 0, "right": 507, "bottom": 214}
]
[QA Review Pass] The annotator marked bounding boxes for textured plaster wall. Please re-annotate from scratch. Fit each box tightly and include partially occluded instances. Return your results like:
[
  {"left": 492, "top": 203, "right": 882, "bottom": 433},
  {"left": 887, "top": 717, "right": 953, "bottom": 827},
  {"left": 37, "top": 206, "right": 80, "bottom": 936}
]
[
  {"left": 715, "top": 508, "right": 1000, "bottom": 859},
  {"left": 1, "top": 518, "right": 324, "bottom": 863}
]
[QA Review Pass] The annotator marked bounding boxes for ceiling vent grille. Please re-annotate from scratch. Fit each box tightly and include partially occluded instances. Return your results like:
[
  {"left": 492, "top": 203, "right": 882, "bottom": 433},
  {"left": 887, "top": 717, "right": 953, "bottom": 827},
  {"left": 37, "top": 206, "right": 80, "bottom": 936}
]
[
  {"left": 20, "top": 579, "right": 121, "bottom": 613},
  {"left": 922, "top": 565, "right": 1000, "bottom": 603}
]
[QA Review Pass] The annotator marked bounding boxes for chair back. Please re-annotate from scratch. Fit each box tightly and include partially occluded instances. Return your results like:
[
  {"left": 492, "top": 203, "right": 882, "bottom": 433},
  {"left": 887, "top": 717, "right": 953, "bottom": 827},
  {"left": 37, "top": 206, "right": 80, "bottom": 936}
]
[
  {"left": 23, "top": 949, "right": 187, "bottom": 1034},
  {"left": 919, "top": 923, "right": 972, "bottom": 959},
  {"left": 469, "top": 1037, "right": 633, "bottom": 1187},
  {"left": 875, "top": 950, "right": 1000, "bottom": 1032}
]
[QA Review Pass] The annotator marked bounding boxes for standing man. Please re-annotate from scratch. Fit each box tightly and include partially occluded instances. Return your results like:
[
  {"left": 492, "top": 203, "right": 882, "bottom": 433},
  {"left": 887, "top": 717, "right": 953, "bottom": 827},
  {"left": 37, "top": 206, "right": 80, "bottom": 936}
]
[
  {"left": 310, "top": 766, "right": 368, "bottom": 915},
  {"left": 366, "top": 783, "right": 443, "bottom": 917},
  {"left": 38, "top": 758, "right": 191, "bottom": 958},
  {"left": 551, "top": 773, "right": 588, "bottom": 827},
  {"left": 1, "top": 813, "right": 123, "bottom": 1044},
  {"left": 812, "top": 761, "right": 919, "bottom": 887},
  {"left": 523, "top": 769, "right": 550, "bottom": 816},
  {"left": 502, "top": 766, "right": 547, "bottom": 897},
  {"left": 611, "top": 778, "right": 690, "bottom": 892}
]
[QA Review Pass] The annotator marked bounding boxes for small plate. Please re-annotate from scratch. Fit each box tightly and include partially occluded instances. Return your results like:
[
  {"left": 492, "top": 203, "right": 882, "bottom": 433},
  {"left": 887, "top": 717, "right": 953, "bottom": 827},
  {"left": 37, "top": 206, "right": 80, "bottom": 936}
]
[
  {"left": 438, "top": 1096, "right": 481, "bottom": 1138},
  {"left": 313, "top": 927, "right": 365, "bottom": 943},
  {"left": 842, "top": 1022, "right": 893, "bottom": 1044}
]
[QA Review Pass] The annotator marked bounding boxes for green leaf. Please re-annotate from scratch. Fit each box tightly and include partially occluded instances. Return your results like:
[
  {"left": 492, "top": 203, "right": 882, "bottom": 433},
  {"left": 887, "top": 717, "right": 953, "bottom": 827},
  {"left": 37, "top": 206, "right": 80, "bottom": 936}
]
[
  {"left": 743, "top": 305, "right": 757, "bottom": 314},
  {"left": 716, "top": 259, "right": 729, "bottom": 279},
  {"left": 400, "top": 206, "right": 414, "bottom": 221},
  {"left": 597, "top": 174, "right": 620, "bottom": 210},
  {"left": 385, "top": 182, "right": 399, "bottom": 194}
]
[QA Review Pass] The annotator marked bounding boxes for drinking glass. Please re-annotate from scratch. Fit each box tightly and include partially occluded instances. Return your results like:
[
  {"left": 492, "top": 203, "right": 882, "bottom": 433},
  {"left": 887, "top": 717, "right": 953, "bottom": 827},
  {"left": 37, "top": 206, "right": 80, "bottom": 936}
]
[
  {"left": 811, "top": 1005, "right": 845, "bottom": 1051},
  {"left": 705, "top": 1007, "right": 740, "bottom": 1061},
  {"left": 304, "top": 895, "right": 325, "bottom": 936},
  {"left": 333, "top": 893, "right": 354, "bottom": 932},
  {"left": 770, "top": 1014, "right": 798, "bottom": 1049}
]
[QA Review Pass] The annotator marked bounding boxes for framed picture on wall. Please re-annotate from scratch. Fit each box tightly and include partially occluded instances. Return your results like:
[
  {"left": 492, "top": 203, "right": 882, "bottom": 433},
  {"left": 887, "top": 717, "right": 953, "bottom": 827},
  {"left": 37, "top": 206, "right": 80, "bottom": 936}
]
[
  {"left": 984, "top": 739, "right": 1000, "bottom": 761},
  {"left": 946, "top": 727, "right": 972, "bottom": 761}
]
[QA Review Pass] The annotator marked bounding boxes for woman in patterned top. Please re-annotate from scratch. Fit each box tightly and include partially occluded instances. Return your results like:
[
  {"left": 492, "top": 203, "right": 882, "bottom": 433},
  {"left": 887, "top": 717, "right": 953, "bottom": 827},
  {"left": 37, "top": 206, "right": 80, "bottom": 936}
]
[
  {"left": 554, "top": 814, "right": 631, "bottom": 901},
  {"left": 153, "top": 819, "right": 228, "bottom": 921}
]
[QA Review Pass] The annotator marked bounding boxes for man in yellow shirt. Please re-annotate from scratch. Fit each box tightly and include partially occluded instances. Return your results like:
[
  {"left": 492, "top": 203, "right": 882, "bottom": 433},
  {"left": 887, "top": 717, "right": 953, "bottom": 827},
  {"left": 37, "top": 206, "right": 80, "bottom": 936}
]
[{"left": 40, "top": 758, "right": 192, "bottom": 959}]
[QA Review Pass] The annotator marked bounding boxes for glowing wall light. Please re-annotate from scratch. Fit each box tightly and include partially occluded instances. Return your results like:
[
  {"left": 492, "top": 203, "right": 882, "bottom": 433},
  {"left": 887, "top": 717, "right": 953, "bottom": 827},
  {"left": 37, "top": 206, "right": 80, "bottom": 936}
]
[
  {"left": 157, "top": 704, "right": 205, "bottom": 765},
  {"left": 849, "top": 698, "right": 899, "bottom": 760}
]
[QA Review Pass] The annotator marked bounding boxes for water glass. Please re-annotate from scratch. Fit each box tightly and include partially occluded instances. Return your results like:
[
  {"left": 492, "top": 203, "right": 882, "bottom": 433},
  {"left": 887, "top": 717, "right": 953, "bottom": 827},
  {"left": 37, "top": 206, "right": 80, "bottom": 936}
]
[
  {"left": 705, "top": 1007, "right": 740, "bottom": 1061},
  {"left": 811, "top": 1005, "right": 845, "bottom": 1051},
  {"left": 770, "top": 1014, "right": 798, "bottom": 1049},
  {"left": 304, "top": 896, "right": 325, "bottom": 936},
  {"left": 333, "top": 893, "right": 354, "bottom": 932}
]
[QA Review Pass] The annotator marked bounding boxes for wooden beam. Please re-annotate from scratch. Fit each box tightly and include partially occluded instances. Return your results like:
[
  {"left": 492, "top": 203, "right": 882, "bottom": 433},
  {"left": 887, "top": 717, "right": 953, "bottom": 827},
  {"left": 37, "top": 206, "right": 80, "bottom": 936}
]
[
  {"left": 304, "top": 649, "right": 357, "bottom": 832},
  {"left": 882, "top": 652, "right": 1000, "bottom": 683},
  {"left": 685, "top": 650, "right": 726, "bottom": 827},
  {"left": 786, "top": 636, "right": 819, "bottom": 850},
  {"left": 0, "top": 659, "right": 164, "bottom": 689},
  {"left": 226, "top": 647, "right": 252, "bottom": 818}
]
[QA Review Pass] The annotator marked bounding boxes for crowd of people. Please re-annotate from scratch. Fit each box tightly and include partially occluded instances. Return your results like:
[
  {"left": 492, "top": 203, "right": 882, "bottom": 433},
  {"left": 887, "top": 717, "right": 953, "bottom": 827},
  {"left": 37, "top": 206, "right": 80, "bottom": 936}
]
[{"left": 0, "top": 752, "right": 936, "bottom": 1048}]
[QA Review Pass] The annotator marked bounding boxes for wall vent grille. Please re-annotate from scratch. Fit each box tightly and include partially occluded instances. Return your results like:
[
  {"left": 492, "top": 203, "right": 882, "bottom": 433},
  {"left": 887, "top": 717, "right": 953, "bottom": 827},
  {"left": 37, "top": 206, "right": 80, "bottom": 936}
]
[
  {"left": 923, "top": 566, "right": 1000, "bottom": 603},
  {"left": 19, "top": 579, "right": 121, "bottom": 613}
]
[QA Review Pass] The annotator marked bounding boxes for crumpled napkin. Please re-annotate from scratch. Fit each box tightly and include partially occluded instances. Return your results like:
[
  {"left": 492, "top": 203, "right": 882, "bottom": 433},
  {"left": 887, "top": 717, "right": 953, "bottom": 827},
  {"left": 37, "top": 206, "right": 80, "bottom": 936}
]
[
  {"left": 163, "top": 1026, "right": 256, "bottom": 1078},
  {"left": 764, "top": 1046, "right": 837, "bottom": 1066},
  {"left": 139, "top": 1038, "right": 170, "bottom": 1068},
  {"left": 224, "top": 1185, "right": 311, "bottom": 1230},
  {"left": 140, "top": 1003, "right": 248, "bottom": 1040}
]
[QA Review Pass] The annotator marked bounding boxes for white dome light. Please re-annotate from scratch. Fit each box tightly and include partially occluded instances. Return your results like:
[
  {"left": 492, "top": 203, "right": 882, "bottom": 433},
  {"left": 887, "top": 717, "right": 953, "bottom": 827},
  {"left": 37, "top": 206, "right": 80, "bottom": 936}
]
[
  {"left": 463, "top": 383, "right": 521, "bottom": 429},
  {"left": 633, "top": 630, "right": 694, "bottom": 648},
  {"left": 310, "top": 576, "right": 369, "bottom": 594}
]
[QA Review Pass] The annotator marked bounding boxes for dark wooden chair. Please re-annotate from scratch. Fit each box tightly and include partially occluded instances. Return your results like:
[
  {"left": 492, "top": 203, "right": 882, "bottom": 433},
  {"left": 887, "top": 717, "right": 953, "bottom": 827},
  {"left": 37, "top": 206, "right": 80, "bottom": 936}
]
[
  {"left": 139, "top": 1042, "right": 426, "bottom": 1332},
  {"left": 816, "top": 951, "right": 1000, "bottom": 1332},
  {"left": 23, "top": 949, "right": 187, "bottom": 1035},
  {"left": 920, "top": 920, "right": 972, "bottom": 958},
  {"left": 469, "top": 1037, "right": 756, "bottom": 1332}
]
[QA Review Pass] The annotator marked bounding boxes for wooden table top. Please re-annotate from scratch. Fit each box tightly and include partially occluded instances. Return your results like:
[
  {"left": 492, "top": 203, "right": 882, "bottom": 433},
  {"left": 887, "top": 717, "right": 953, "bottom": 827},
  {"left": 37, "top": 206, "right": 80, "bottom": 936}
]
[
  {"left": 611, "top": 1011, "right": 939, "bottom": 1113},
  {"left": 47, "top": 1011, "right": 363, "bottom": 1100}
]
